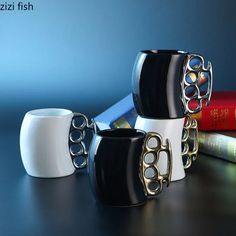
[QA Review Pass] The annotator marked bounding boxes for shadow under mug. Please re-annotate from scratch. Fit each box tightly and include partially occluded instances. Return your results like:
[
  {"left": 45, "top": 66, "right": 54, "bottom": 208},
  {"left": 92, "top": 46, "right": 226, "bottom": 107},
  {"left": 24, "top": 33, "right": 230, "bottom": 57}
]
[
  {"left": 20, "top": 108, "right": 95, "bottom": 178},
  {"left": 88, "top": 128, "right": 173, "bottom": 207}
]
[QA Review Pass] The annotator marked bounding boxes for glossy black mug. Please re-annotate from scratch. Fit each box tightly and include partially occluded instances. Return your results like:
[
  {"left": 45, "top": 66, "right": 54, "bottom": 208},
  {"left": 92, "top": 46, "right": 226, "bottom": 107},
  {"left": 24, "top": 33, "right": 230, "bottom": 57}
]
[
  {"left": 88, "top": 128, "right": 172, "bottom": 207},
  {"left": 132, "top": 49, "right": 212, "bottom": 179},
  {"left": 132, "top": 50, "right": 213, "bottom": 117}
]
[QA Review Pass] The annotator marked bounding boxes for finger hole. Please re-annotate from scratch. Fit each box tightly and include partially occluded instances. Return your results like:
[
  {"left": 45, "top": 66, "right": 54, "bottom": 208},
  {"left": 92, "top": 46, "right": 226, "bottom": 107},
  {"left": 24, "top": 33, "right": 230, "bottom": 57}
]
[
  {"left": 189, "top": 56, "right": 202, "bottom": 70},
  {"left": 182, "top": 129, "right": 188, "bottom": 141},
  {"left": 182, "top": 155, "right": 191, "bottom": 168},
  {"left": 70, "top": 130, "right": 84, "bottom": 143},
  {"left": 183, "top": 115, "right": 191, "bottom": 127},
  {"left": 72, "top": 116, "right": 87, "bottom": 129},
  {"left": 73, "top": 156, "right": 87, "bottom": 169},
  {"left": 144, "top": 152, "right": 156, "bottom": 164},
  {"left": 182, "top": 142, "right": 189, "bottom": 155},
  {"left": 144, "top": 167, "right": 157, "bottom": 179},
  {"left": 70, "top": 143, "right": 84, "bottom": 156},
  {"left": 185, "top": 72, "right": 197, "bottom": 84},
  {"left": 147, "top": 136, "right": 160, "bottom": 149},
  {"left": 198, "top": 71, "right": 209, "bottom": 85},
  {"left": 188, "top": 99, "right": 201, "bottom": 112},
  {"left": 198, "top": 72, "right": 210, "bottom": 96},
  {"left": 185, "top": 85, "right": 197, "bottom": 98},
  {"left": 188, "top": 129, "right": 197, "bottom": 148},
  {"left": 148, "top": 181, "right": 160, "bottom": 192},
  {"left": 182, "top": 155, "right": 188, "bottom": 166},
  {"left": 157, "top": 151, "right": 168, "bottom": 175}
]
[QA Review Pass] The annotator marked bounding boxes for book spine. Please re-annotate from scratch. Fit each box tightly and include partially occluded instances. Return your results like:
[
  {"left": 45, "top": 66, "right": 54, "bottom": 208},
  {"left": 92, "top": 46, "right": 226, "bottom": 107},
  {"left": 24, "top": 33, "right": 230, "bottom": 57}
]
[
  {"left": 198, "top": 132, "right": 236, "bottom": 163},
  {"left": 94, "top": 94, "right": 135, "bottom": 130},
  {"left": 111, "top": 108, "right": 137, "bottom": 129},
  {"left": 191, "top": 106, "right": 236, "bottom": 131}
]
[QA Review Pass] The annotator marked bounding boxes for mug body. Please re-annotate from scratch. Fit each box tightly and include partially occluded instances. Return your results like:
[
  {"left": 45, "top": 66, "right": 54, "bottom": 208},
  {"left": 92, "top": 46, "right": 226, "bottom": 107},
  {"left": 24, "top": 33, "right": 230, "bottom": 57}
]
[
  {"left": 135, "top": 116, "right": 185, "bottom": 181},
  {"left": 132, "top": 50, "right": 188, "bottom": 119},
  {"left": 20, "top": 108, "right": 75, "bottom": 178},
  {"left": 88, "top": 128, "right": 147, "bottom": 206}
]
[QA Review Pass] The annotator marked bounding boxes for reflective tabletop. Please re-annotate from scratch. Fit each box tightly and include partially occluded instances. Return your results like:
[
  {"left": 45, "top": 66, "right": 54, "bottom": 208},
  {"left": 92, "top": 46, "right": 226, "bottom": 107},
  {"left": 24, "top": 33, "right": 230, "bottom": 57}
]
[{"left": 0, "top": 132, "right": 235, "bottom": 236}]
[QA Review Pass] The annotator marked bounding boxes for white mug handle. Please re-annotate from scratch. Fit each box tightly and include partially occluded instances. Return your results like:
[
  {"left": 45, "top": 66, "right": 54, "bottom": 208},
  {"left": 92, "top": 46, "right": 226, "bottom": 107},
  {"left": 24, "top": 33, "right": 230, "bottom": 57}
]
[
  {"left": 69, "top": 113, "right": 97, "bottom": 169},
  {"left": 182, "top": 115, "right": 199, "bottom": 169}
]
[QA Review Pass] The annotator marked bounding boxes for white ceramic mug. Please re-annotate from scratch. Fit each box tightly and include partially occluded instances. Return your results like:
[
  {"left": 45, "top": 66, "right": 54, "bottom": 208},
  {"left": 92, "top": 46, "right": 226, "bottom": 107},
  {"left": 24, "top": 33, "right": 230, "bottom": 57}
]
[
  {"left": 20, "top": 108, "right": 95, "bottom": 178},
  {"left": 135, "top": 115, "right": 198, "bottom": 182}
]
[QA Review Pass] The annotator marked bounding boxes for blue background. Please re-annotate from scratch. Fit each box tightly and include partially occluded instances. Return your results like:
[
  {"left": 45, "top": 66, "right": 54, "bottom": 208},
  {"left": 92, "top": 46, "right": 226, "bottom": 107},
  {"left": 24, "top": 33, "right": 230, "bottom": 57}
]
[
  {"left": 1, "top": 0, "right": 236, "bottom": 131},
  {"left": 0, "top": 3, "right": 235, "bottom": 234}
]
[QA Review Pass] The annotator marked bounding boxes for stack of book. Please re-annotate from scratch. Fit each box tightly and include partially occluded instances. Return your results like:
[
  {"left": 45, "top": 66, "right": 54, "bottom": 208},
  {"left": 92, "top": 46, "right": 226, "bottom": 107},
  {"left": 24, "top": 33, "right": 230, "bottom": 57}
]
[
  {"left": 191, "top": 91, "right": 236, "bottom": 164},
  {"left": 94, "top": 92, "right": 236, "bottom": 164}
]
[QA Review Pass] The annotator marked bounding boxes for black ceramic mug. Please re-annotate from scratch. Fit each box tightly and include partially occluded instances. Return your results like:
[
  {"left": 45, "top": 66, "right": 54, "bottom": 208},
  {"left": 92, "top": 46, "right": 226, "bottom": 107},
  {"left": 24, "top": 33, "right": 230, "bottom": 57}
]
[
  {"left": 132, "top": 49, "right": 213, "bottom": 117},
  {"left": 88, "top": 128, "right": 172, "bottom": 207},
  {"left": 132, "top": 49, "right": 212, "bottom": 180}
]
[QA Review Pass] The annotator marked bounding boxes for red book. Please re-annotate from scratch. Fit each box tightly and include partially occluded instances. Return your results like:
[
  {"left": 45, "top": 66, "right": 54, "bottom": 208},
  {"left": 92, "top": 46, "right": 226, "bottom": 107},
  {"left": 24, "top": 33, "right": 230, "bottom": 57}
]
[{"left": 191, "top": 91, "right": 236, "bottom": 131}]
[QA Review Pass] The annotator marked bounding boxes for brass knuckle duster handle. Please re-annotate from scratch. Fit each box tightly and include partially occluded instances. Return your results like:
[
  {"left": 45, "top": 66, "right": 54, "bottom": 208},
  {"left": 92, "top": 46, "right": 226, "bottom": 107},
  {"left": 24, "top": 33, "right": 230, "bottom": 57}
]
[
  {"left": 182, "top": 115, "right": 199, "bottom": 169},
  {"left": 140, "top": 132, "right": 172, "bottom": 196},
  {"left": 69, "top": 113, "right": 96, "bottom": 169},
  {"left": 181, "top": 53, "right": 213, "bottom": 114}
]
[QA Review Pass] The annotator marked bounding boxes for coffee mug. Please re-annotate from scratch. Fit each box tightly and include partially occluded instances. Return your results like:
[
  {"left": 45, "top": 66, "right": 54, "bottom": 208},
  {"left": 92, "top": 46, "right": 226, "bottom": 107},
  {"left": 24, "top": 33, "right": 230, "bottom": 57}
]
[
  {"left": 20, "top": 108, "right": 96, "bottom": 178},
  {"left": 132, "top": 50, "right": 212, "bottom": 181},
  {"left": 88, "top": 128, "right": 172, "bottom": 207},
  {"left": 132, "top": 50, "right": 213, "bottom": 117},
  {"left": 135, "top": 115, "right": 198, "bottom": 181}
]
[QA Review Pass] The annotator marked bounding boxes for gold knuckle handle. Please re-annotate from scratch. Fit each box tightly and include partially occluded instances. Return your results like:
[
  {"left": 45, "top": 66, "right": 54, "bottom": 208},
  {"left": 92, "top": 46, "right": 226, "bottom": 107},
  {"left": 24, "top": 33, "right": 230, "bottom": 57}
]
[
  {"left": 140, "top": 132, "right": 172, "bottom": 196},
  {"left": 182, "top": 115, "right": 199, "bottom": 169},
  {"left": 181, "top": 53, "right": 213, "bottom": 114},
  {"left": 69, "top": 113, "right": 96, "bottom": 169}
]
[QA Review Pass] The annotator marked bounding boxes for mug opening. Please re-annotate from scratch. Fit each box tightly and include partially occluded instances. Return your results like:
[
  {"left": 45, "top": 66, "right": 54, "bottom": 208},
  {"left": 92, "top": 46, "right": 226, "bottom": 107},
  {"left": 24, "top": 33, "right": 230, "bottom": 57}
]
[
  {"left": 27, "top": 108, "right": 72, "bottom": 117},
  {"left": 97, "top": 128, "right": 145, "bottom": 139},
  {"left": 142, "top": 50, "right": 187, "bottom": 55}
]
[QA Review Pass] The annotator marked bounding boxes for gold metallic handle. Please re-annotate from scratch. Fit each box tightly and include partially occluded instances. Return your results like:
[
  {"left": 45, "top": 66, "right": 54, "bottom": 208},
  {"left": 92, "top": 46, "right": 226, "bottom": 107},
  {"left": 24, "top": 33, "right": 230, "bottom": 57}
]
[
  {"left": 182, "top": 115, "right": 199, "bottom": 169},
  {"left": 140, "top": 132, "right": 172, "bottom": 196}
]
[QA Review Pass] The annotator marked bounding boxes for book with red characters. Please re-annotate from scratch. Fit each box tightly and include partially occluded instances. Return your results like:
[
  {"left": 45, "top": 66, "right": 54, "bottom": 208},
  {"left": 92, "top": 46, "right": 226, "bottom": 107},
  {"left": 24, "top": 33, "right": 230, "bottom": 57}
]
[{"left": 191, "top": 91, "right": 236, "bottom": 131}]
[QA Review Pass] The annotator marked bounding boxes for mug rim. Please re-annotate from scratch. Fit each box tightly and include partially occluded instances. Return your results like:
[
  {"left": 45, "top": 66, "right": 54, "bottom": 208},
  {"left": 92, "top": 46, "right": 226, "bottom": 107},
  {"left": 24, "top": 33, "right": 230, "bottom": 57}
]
[
  {"left": 141, "top": 49, "right": 187, "bottom": 55},
  {"left": 26, "top": 108, "right": 72, "bottom": 118},
  {"left": 96, "top": 128, "right": 146, "bottom": 139}
]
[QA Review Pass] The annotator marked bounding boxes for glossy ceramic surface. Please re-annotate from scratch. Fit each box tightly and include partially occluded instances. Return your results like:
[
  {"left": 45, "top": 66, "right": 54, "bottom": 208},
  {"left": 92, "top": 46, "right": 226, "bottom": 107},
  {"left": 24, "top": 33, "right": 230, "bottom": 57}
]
[
  {"left": 135, "top": 116, "right": 185, "bottom": 181},
  {"left": 20, "top": 108, "right": 75, "bottom": 178},
  {"left": 132, "top": 50, "right": 188, "bottom": 118},
  {"left": 88, "top": 128, "right": 147, "bottom": 206}
]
